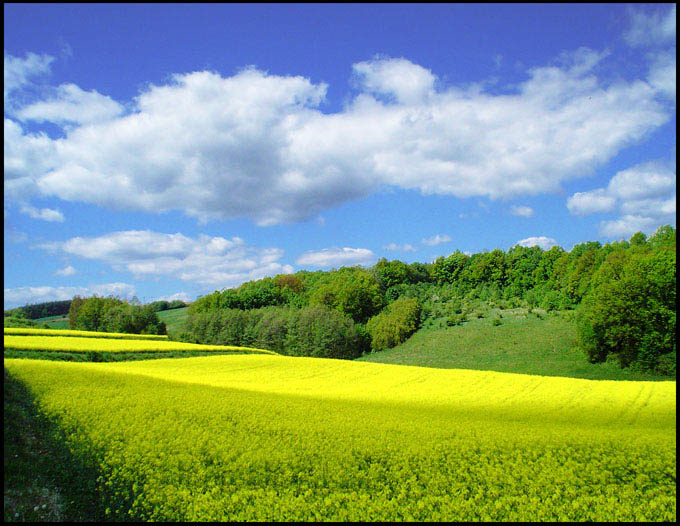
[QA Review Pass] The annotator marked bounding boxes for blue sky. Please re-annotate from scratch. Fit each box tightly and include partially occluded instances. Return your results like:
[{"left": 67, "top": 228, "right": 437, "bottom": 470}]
[{"left": 4, "top": 3, "right": 676, "bottom": 309}]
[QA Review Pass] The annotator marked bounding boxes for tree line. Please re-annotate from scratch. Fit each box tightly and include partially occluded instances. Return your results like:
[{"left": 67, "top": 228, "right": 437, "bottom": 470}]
[
  {"left": 182, "top": 225, "right": 674, "bottom": 375},
  {"left": 6, "top": 226, "right": 673, "bottom": 374},
  {"left": 67, "top": 296, "right": 167, "bottom": 335},
  {"left": 4, "top": 299, "right": 72, "bottom": 320}
]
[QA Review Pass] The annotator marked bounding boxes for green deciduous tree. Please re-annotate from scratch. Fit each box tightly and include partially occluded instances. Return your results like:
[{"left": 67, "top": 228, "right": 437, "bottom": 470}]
[{"left": 577, "top": 247, "right": 676, "bottom": 371}]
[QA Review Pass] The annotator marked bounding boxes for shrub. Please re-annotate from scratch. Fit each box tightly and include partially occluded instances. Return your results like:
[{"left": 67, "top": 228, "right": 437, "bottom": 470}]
[
  {"left": 4, "top": 316, "right": 41, "bottom": 328},
  {"left": 366, "top": 297, "right": 422, "bottom": 352}
]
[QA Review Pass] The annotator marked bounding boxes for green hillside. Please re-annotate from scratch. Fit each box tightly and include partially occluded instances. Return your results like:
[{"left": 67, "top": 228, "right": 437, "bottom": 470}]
[
  {"left": 31, "top": 315, "right": 69, "bottom": 330},
  {"left": 156, "top": 307, "right": 189, "bottom": 334},
  {"left": 357, "top": 309, "right": 668, "bottom": 381}
]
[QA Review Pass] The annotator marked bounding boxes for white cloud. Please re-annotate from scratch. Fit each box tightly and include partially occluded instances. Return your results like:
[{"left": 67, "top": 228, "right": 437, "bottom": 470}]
[
  {"left": 422, "top": 234, "right": 452, "bottom": 246},
  {"left": 19, "top": 204, "right": 65, "bottom": 222},
  {"left": 153, "top": 291, "right": 192, "bottom": 304},
  {"left": 4, "top": 282, "right": 136, "bottom": 309},
  {"left": 16, "top": 83, "right": 124, "bottom": 125},
  {"left": 566, "top": 189, "right": 617, "bottom": 215},
  {"left": 624, "top": 5, "right": 676, "bottom": 48},
  {"left": 4, "top": 51, "right": 53, "bottom": 105},
  {"left": 648, "top": 50, "right": 676, "bottom": 100},
  {"left": 509, "top": 205, "right": 534, "bottom": 217},
  {"left": 295, "top": 247, "right": 377, "bottom": 268},
  {"left": 4, "top": 119, "right": 59, "bottom": 200},
  {"left": 607, "top": 162, "right": 676, "bottom": 200},
  {"left": 516, "top": 236, "right": 557, "bottom": 250},
  {"left": 352, "top": 57, "right": 436, "bottom": 104},
  {"left": 599, "top": 215, "right": 659, "bottom": 238},
  {"left": 383, "top": 242, "right": 417, "bottom": 252},
  {"left": 567, "top": 161, "right": 676, "bottom": 237},
  {"left": 3, "top": 48, "right": 673, "bottom": 226},
  {"left": 54, "top": 265, "right": 77, "bottom": 276},
  {"left": 39, "top": 230, "right": 293, "bottom": 288}
]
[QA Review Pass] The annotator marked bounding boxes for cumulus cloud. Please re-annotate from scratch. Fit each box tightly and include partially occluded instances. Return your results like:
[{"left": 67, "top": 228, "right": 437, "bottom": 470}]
[
  {"left": 295, "top": 247, "right": 377, "bottom": 268},
  {"left": 509, "top": 205, "right": 534, "bottom": 217},
  {"left": 622, "top": 5, "right": 676, "bottom": 102},
  {"left": 566, "top": 161, "right": 676, "bottom": 237},
  {"left": 39, "top": 230, "right": 294, "bottom": 287},
  {"left": 648, "top": 50, "right": 676, "bottom": 100},
  {"left": 4, "top": 51, "right": 53, "bottom": 105},
  {"left": 54, "top": 265, "right": 77, "bottom": 276},
  {"left": 566, "top": 189, "right": 616, "bottom": 215},
  {"left": 624, "top": 5, "right": 676, "bottom": 48},
  {"left": 4, "top": 118, "right": 59, "bottom": 200},
  {"left": 352, "top": 57, "right": 436, "bottom": 104},
  {"left": 16, "top": 83, "right": 124, "bottom": 125},
  {"left": 19, "top": 203, "right": 64, "bottom": 222},
  {"left": 3, "top": 45, "right": 673, "bottom": 226},
  {"left": 422, "top": 234, "right": 452, "bottom": 246},
  {"left": 599, "top": 215, "right": 662, "bottom": 239},
  {"left": 516, "top": 236, "right": 558, "bottom": 250},
  {"left": 383, "top": 242, "right": 417, "bottom": 252},
  {"left": 4, "top": 282, "right": 136, "bottom": 309}
]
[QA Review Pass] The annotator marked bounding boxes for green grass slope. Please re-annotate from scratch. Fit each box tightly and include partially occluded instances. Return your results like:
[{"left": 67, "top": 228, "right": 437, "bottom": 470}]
[
  {"left": 357, "top": 309, "right": 668, "bottom": 381},
  {"left": 156, "top": 306, "right": 189, "bottom": 334},
  {"left": 32, "top": 315, "right": 69, "bottom": 330}
]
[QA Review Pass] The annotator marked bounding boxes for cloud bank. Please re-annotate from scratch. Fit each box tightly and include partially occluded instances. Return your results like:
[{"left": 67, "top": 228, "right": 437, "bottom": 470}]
[
  {"left": 4, "top": 282, "right": 136, "bottom": 309},
  {"left": 39, "top": 230, "right": 294, "bottom": 287},
  {"left": 4, "top": 43, "right": 674, "bottom": 226},
  {"left": 566, "top": 161, "right": 676, "bottom": 238},
  {"left": 295, "top": 247, "right": 377, "bottom": 268}
]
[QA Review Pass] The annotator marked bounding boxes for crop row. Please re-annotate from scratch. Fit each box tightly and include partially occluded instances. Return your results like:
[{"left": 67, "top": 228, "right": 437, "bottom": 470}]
[
  {"left": 4, "top": 327, "right": 169, "bottom": 340},
  {"left": 3, "top": 335, "right": 278, "bottom": 355},
  {"left": 4, "top": 356, "right": 675, "bottom": 522}
]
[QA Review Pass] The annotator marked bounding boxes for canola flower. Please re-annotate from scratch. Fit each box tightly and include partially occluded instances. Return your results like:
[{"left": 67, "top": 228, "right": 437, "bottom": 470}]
[
  {"left": 4, "top": 355, "right": 675, "bottom": 522},
  {"left": 4, "top": 327, "right": 169, "bottom": 340},
  {"left": 3, "top": 335, "right": 278, "bottom": 355}
]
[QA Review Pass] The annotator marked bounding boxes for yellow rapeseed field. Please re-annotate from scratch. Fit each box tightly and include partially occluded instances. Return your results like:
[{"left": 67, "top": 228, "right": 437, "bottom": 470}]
[
  {"left": 4, "top": 327, "right": 169, "bottom": 339},
  {"left": 4, "top": 354, "right": 675, "bottom": 522},
  {"left": 3, "top": 334, "right": 278, "bottom": 355}
]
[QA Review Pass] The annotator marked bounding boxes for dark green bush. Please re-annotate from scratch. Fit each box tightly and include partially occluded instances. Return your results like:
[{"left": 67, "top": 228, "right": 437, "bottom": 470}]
[{"left": 366, "top": 297, "right": 422, "bottom": 352}]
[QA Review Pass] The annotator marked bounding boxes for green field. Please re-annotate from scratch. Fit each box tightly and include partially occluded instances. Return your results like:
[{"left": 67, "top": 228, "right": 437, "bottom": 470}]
[
  {"left": 156, "top": 307, "right": 189, "bottom": 334},
  {"left": 4, "top": 354, "right": 676, "bottom": 522},
  {"left": 33, "top": 315, "right": 70, "bottom": 330},
  {"left": 358, "top": 309, "right": 669, "bottom": 381}
]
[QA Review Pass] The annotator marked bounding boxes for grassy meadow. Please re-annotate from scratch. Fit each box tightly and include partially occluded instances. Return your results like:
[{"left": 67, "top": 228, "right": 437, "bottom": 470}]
[
  {"left": 359, "top": 308, "right": 669, "bottom": 381},
  {"left": 156, "top": 307, "right": 190, "bottom": 335},
  {"left": 32, "top": 315, "right": 70, "bottom": 330}
]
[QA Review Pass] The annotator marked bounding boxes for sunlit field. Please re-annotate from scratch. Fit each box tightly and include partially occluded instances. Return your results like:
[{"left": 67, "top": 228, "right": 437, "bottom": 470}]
[
  {"left": 4, "top": 328, "right": 169, "bottom": 340},
  {"left": 4, "top": 354, "right": 675, "bottom": 522},
  {"left": 3, "top": 334, "right": 276, "bottom": 355}
]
